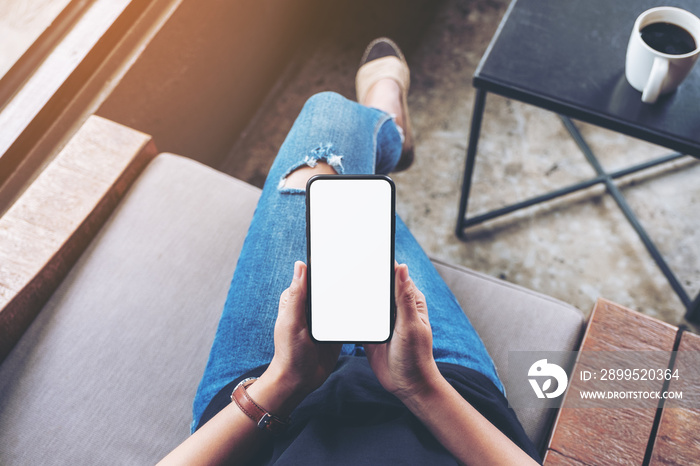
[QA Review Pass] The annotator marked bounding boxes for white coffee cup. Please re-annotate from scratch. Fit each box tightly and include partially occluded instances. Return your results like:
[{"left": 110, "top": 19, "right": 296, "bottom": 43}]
[{"left": 625, "top": 6, "right": 700, "bottom": 104}]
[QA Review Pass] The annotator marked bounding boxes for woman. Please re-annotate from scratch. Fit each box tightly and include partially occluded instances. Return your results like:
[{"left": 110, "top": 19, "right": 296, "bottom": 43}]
[{"left": 160, "top": 38, "right": 540, "bottom": 465}]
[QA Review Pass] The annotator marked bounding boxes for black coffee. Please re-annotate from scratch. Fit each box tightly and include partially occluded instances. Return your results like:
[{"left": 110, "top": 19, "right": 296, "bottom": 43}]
[{"left": 641, "top": 22, "right": 697, "bottom": 55}]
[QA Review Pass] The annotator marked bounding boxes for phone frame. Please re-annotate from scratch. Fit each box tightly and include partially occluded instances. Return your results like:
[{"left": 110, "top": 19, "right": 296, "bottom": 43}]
[{"left": 305, "top": 174, "right": 396, "bottom": 344}]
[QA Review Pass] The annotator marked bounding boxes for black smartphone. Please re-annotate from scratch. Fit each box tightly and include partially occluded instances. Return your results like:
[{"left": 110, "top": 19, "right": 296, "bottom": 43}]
[{"left": 306, "top": 175, "right": 396, "bottom": 343}]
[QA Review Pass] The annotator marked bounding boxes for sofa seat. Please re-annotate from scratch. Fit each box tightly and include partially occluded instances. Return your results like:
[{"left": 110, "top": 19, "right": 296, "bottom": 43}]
[{"left": 0, "top": 154, "right": 584, "bottom": 464}]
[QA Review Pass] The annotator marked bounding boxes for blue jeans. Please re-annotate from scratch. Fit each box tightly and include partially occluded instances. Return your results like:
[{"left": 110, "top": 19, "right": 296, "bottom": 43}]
[{"left": 192, "top": 92, "right": 503, "bottom": 432}]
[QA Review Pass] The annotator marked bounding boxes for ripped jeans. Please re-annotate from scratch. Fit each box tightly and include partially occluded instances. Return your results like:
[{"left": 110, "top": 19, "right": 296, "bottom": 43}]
[{"left": 191, "top": 92, "right": 503, "bottom": 431}]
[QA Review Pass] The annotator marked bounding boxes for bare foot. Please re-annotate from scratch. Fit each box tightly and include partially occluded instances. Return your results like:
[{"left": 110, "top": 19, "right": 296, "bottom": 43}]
[{"left": 363, "top": 78, "right": 405, "bottom": 134}]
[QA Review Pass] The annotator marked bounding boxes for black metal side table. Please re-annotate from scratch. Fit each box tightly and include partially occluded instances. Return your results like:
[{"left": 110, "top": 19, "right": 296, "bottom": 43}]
[{"left": 457, "top": 0, "right": 700, "bottom": 321}]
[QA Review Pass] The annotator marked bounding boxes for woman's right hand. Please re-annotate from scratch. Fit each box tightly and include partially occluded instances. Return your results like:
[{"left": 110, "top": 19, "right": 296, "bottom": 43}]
[
  {"left": 364, "top": 264, "right": 444, "bottom": 402},
  {"left": 262, "top": 261, "right": 341, "bottom": 408}
]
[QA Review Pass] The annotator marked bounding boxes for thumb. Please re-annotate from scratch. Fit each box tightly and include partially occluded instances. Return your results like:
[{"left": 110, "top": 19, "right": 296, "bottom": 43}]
[
  {"left": 395, "top": 264, "right": 419, "bottom": 323},
  {"left": 281, "top": 261, "right": 307, "bottom": 319}
]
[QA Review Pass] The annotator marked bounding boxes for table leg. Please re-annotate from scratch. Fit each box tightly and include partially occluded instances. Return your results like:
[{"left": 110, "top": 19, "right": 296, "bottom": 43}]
[
  {"left": 561, "top": 117, "right": 696, "bottom": 322},
  {"left": 455, "top": 95, "right": 699, "bottom": 323},
  {"left": 456, "top": 88, "right": 487, "bottom": 239},
  {"left": 687, "top": 293, "right": 700, "bottom": 323}
]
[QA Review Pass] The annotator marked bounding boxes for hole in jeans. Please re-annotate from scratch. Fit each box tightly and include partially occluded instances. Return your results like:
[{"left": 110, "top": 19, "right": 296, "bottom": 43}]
[{"left": 278, "top": 143, "right": 344, "bottom": 193}]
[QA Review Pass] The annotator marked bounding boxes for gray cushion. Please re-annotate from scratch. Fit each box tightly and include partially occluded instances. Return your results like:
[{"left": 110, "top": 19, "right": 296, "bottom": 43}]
[
  {"left": 0, "top": 154, "right": 260, "bottom": 464},
  {"left": 0, "top": 153, "right": 584, "bottom": 464},
  {"left": 433, "top": 259, "right": 585, "bottom": 449}
]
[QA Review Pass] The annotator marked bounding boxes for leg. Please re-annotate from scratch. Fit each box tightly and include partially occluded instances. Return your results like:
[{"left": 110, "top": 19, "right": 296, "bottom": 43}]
[
  {"left": 191, "top": 92, "right": 401, "bottom": 430},
  {"left": 362, "top": 77, "right": 500, "bottom": 390},
  {"left": 395, "top": 218, "right": 503, "bottom": 393},
  {"left": 363, "top": 81, "right": 501, "bottom": 390},
  {"left": 687, "top": 291, "right": 700, "bottom": 323}
]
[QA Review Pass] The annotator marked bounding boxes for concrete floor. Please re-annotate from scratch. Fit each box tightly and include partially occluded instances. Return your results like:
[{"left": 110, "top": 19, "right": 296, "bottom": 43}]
[{"left": 219, "top": 0, "right": 700, "bottom": 328}]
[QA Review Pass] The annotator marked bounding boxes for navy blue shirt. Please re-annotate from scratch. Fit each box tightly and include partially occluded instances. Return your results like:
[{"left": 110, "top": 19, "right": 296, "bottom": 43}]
[{"left": 197, "top": 356, "right": 541, "bottom": 464}]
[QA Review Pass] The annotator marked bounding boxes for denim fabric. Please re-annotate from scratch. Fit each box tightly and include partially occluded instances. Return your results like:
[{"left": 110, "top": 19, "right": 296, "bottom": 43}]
[{"left": 191, "top": 92, "right": 503, "bottom": 432}]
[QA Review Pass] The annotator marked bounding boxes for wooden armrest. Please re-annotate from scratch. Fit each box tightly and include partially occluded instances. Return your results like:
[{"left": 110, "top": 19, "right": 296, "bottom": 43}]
[
  {"left": 0, "top": 115, "right": 156, "bottom": 361},
  {"left": 543, "top": 298, "right": 680, "bottom": 464}
]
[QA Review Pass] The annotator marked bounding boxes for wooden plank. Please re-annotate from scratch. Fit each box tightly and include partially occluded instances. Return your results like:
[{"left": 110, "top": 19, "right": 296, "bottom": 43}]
[
  {"left": 0, "top": 0, "right": 150, "bottom": 188},
  {"left": 0, "top": 115, "right": 156, "bottom": 361},
  {"left": 649, "top": 331, "right": 700, "bottom": 465},
  {"left": 545, "top": 298, "right": 678, "bottom": 465},
  {"left": 0, "top": 0, "right": 73, "bottom": 78},
  {"left": 543, "top": 449, "right": 588, "bottom": 465},
  {"left": 578, "top": 299, "right": 678, "bottom": 352}
]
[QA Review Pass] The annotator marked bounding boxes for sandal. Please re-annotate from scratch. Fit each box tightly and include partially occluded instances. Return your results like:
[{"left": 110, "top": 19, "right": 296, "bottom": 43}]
[{"left": 356, "top": 37, "right": 414, "bottom": 172}]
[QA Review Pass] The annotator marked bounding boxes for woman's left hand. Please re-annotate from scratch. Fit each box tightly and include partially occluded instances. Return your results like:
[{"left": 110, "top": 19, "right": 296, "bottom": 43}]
[{"left": 265, "top": 261, "right": 341, "bottom": 401}]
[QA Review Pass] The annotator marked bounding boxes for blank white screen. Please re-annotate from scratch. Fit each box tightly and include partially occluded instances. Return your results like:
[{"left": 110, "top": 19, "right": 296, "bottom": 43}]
[{"left": 308, "top": 178, "right": 392, "bottom": 342}]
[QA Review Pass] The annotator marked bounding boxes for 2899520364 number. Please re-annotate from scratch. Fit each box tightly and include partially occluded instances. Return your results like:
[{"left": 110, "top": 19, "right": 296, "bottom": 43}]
[{"left": 600, "top": 368, "right": 679, "bottom": 381}]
